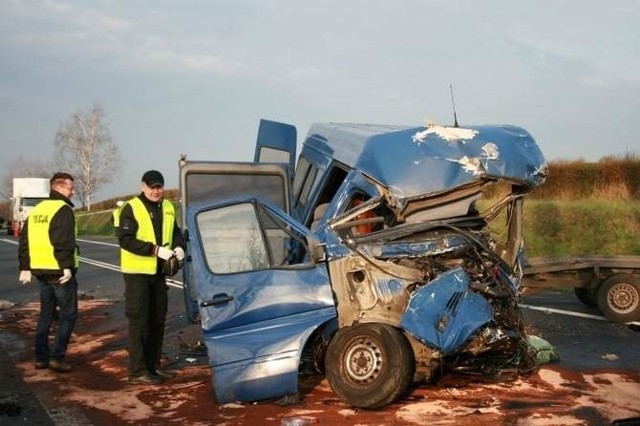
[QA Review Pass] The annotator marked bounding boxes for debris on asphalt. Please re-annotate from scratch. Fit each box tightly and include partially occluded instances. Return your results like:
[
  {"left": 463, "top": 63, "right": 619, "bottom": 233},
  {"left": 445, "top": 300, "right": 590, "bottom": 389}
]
[
  {"left": 0, "top": 300, "right": 15, "bottom": 310},
  {"left": 527, "top": 335, "right": 561, "bottom": 363},
  {"left": 221, "top": 403, "right": 245, "bottom": 409},
  {"left": 178, "top": 338, "right": 207, "bottom": 356}
]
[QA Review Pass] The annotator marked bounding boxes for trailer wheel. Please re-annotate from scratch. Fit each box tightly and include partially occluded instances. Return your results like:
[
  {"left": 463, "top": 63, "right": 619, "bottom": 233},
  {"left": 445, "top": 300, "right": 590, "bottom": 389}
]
[
  {"left": 597, "top": 274, "right": 640, "bottom": 323},
  {"left": 325, "top": 323, "right": 414, "bottom": 409},
  {"left": 574, "top": 287, "right": 598, "bottom": 307}
]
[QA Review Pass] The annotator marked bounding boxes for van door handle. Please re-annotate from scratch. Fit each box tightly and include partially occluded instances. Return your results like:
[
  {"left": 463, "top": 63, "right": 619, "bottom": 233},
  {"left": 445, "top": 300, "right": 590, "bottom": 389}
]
[{"left": 200, "top": 294, "right": 234, "bottom": 307}]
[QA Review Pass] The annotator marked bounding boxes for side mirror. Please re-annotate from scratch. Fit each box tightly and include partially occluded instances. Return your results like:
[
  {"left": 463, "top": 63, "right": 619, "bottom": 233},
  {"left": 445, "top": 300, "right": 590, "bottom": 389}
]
[{"left": 307, "top": 236, "right": 326, "bottom": 263}]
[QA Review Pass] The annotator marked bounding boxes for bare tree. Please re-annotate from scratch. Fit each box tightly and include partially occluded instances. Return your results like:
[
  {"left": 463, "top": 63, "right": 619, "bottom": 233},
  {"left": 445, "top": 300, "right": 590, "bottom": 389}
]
[
  {"left": 54, "top": 104, "right": 123, "bottom": 210},
  {"left": 0, "top": 156, "right": 52, "bottom": 201}
]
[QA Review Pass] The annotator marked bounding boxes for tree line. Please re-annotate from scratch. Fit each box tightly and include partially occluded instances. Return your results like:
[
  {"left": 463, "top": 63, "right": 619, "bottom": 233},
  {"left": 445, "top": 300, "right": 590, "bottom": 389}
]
[{"left": 530, "top": 154, "right": 640, "bottom": 200}]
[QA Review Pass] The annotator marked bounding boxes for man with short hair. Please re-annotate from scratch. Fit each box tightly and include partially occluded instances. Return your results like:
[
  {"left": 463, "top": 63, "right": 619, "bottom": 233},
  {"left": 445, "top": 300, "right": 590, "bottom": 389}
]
[
  {"left": 18, "top": 172, "right": 79, "bottom": 372},
  {"left": 117, "top": 170, "right": 185, "bottom": 385}
]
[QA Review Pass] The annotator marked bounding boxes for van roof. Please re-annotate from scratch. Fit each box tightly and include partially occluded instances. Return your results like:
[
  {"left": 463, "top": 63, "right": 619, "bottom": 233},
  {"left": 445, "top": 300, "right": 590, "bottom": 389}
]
[{"left": 304, "top": 122, "right": 547, "bottom": 200}]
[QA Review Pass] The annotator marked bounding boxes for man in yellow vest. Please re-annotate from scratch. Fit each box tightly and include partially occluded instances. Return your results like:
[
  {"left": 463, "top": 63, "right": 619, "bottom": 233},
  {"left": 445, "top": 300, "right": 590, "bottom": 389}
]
[
  {"left": 117, "top": 170, "right": 185, "bottom": 385},
  {"left": 17, "top": 172, "right": 79, "bottom": 373}
]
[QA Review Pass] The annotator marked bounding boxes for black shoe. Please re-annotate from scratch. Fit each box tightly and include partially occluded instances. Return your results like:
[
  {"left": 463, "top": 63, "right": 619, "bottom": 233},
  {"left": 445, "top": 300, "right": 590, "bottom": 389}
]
[
  {"left": 151, "top": 368, "right": 176, "bottom": 380},
  {"left": 128, "top": 373, "right": 164, "bottom": 385},
  {"left": 49, "top": 359, "right": 72, "bottom": 372},
  {"left": 35, "top": 361, "right": 49, "bottom": 369}
]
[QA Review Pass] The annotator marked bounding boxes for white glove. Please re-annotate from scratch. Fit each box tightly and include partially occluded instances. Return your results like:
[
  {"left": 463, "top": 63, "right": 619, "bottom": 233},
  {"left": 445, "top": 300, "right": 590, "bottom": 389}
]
[
  {"left": 19, "top": 270, "right": 32, "bottom": 285},
  {"left": 174, "top": 247, "right": 185, "bottom": 261},
  {"left": 59, "top": 269, "right": 72, "bottom": 285},
  {"left": 155, "top": 246, "right": 174, "bottom": 260}
]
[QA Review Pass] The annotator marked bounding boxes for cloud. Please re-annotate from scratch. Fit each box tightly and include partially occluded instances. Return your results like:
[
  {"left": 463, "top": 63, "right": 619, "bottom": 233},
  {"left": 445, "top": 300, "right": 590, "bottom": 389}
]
[
  {"left": 497, "top": 3, "right": 640, "bottom": 89},
  {"left": 1, "top": 0, "right": 242, "bottom": 75}
]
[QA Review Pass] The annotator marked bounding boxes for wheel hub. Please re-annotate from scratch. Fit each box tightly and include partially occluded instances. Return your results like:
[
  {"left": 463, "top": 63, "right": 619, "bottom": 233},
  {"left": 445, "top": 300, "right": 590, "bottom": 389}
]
[
  {"left": 608, "top": 283, "right": 639, "bottom": 314},
  {"left": 345, "top": 338, "right": 382, "bottom": 383}
]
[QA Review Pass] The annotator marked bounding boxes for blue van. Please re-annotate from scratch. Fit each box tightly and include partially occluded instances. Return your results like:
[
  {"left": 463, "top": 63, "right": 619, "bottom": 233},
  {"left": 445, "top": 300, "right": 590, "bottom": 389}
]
[{"left": 178, "top": 119, "right": 548, "bottom": 408}]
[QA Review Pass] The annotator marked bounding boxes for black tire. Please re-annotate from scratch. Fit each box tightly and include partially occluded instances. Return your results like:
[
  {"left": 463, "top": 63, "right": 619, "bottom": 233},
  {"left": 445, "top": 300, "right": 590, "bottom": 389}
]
[
  {"left": 574, "top": 286, "right": 599, "bottom": 307},
  {"left": 597, "top": 274, "right": 640, "bottom": 323},
  {"left": 325, "top": 323, "right": 414, "bottom": 409}
]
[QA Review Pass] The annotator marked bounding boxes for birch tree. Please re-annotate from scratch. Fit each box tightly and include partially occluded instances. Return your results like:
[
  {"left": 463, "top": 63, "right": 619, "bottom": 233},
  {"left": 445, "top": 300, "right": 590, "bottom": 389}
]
[{"left": 54, "top": 104, "right": 122, "bottom": 210}]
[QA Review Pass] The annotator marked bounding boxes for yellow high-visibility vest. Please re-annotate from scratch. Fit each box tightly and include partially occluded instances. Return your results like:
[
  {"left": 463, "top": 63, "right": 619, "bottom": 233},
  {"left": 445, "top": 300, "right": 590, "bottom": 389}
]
[
  {"left": 27, "top": 199, "right": 79, "bottom": 270},
  {"left": 120, "top": 198, "right": 175, "bottom": 274}
]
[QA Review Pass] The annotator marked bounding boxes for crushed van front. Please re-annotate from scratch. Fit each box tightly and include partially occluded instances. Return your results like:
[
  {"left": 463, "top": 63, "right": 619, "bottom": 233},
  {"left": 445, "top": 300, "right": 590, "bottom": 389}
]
[{"left": 319, "top": 122, "right": 547, "bottom": 384}]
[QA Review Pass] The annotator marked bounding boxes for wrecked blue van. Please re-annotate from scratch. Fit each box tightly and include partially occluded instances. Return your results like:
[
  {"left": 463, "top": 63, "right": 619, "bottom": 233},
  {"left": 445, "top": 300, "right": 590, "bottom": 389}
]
[{"left": 178, "top": 119, "right": 548, "bottom": 409}]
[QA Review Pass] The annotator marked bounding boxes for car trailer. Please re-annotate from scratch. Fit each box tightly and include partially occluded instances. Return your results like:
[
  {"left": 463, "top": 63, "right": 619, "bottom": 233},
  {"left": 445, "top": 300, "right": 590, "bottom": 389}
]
[{"left": 522, "top": 255, "right": 640, "bottom": 323}]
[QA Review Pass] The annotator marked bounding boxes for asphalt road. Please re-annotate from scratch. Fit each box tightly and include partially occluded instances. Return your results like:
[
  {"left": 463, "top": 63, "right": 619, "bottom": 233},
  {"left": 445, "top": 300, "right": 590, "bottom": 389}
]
[
  {"left": 0, "top": 235, "right": 184, "bottom": 305},
  {"left": 1, "top": 235, "right": 639, "bottom": 425},
  {"left": 0, "top": 235, "right": 189, "bottom": 425}
]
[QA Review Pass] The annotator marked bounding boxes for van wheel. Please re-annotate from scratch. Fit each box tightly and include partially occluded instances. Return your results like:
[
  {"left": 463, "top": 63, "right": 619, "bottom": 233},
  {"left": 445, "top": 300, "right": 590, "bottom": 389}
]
[
  {"left": 597, "top": 274, "right": 640, "bottom": 323},
  {"left": 325, "top": 323, "right": 413, "bottom": 409},
  {"left": 574, "top": 286, "right": 598, "bottom": 307}
]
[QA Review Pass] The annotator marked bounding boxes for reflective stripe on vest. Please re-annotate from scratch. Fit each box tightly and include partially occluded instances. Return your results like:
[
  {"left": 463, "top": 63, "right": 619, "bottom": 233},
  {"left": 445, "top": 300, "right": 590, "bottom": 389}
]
[
  {"left": 112, "top": 203, "right": 127, "bottom": 228},
  {"left": 27, "top": 200, "right": 79, "bottom": 270},
  {"left": 112, "top": 209, "right": 121, "bottom": 227},
  {"left": 120, "top": 198, "right": 175, "bottom": 274}
]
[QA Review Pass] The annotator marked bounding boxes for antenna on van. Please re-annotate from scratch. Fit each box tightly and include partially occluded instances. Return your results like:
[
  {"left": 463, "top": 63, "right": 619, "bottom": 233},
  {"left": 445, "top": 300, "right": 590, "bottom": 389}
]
[{"left": 449, "top": 84, "right": 459, "bottom": 127}]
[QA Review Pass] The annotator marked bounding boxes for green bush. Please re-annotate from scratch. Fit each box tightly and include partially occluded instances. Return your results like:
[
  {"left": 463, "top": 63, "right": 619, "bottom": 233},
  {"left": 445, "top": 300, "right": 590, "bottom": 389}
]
[
  {"left": 523, "top": 199, "right": 640, "bottom": 256},
  {"left": 76, "top": 193, "right": 180, "bottom": 237},
  {"left": 76, "top": 210, "right": 116, "bottom": 236},
  {"left": 531, "top": 153, "right": 640, "bottom": 200}
]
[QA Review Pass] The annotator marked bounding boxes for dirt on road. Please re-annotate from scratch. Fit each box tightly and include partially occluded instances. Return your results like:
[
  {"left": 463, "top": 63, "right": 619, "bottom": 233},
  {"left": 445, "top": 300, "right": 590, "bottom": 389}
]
[{"left": 1, "top": 298, "right": 639, "bottom": 425}]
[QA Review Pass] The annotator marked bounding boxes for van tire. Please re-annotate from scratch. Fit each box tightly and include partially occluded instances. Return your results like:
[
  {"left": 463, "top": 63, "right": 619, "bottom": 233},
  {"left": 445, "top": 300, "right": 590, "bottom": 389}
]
[
  {"left": 597, "top": 274, "right": 640, "bottom": 323},
  {"left": 325, "top": 323, "right": 413, "bottom": 409}
]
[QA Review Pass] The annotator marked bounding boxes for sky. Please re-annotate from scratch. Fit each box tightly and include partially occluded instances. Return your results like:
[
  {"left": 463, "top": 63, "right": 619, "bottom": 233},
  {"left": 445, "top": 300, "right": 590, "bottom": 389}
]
[{"left": 1, "top": 0, "right": 639, "bottom": 202}]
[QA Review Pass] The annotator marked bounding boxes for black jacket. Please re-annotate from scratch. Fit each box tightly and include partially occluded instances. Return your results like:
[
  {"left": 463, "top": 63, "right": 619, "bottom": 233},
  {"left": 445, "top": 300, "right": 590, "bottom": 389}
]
[
  {"left": 18, "top": 189, "right": 77, "bottom": 278},
  {"left": 117, "top": 193, "right": 185, "bottom": 274}
]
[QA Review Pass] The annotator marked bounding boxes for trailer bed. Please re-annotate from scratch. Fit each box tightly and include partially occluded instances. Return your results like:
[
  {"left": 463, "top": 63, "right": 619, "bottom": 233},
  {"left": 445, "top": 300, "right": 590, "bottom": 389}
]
[
  {"left": 521, "top": 255, "right": 640, "bottom": 323},
  {"left": 523, "top": 255, "right": 640, "bottom": 283}
]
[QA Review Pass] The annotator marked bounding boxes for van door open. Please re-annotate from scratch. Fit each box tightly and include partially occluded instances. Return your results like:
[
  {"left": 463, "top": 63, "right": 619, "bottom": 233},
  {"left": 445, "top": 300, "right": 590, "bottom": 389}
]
[
  {"left": 254, "top": 119, "right": 297, "bottom": 177},
  {"left": 179, "top": 160, "right": 292, "bottom": 322},
  {"left": 187, "top": 197, "right": 335, "bottom": 403}
]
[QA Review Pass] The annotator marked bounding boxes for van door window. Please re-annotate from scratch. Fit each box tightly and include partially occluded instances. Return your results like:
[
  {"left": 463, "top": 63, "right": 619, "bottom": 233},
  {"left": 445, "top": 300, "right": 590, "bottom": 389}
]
[
  {"left": 257, "top": 204, "right": 310, "bottom": 266},
  {"left": 292, "top": 157, "right": 321, "bottom": 222},
  {"left": 197, "top": 203, "right": 269, "bottom": 274},
  {"left": 196, "top": 201, "right": 312, "bottom": 275},
  {"left": 186, "top": 173, "right": 286, "bottom": 210},
  {"left": 292, "top": 156, "right": 311, "bottom": 203},
  {"left": 304, "top": 165, "right": 348, "bottom": 227},
  {"left": 298, "top": 167, "right": 317, "bottom": 207},
  {"left": 257, "top": 146, "right": 290, "bottom": 163},
  {"left": 292, "top": 158, "right": 319, "bottom": 207}
]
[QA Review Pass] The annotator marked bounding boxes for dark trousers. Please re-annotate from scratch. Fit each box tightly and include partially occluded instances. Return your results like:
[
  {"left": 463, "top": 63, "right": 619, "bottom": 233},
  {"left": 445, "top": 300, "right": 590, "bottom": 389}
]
[
  {"left": 35, "top": 276, "right": 78, "bottom": 362},
  {"left": 123, "top": 273, "right": 168, "bottom": 377}
]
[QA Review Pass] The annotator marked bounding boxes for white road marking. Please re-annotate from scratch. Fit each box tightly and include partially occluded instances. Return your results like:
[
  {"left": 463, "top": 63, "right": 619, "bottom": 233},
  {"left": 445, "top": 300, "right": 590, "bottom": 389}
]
[
  {"left": 519, "top": 304, "right": 640, "bottom": 326},
  {"left": 76, "top": 238, "right": 119, "bottom": 247},
  {"left": 1, "top": 237, "right": 183, "bottom": 289},
  {"left": 3, "top": 237, "right": 639, "bottom": 325}
]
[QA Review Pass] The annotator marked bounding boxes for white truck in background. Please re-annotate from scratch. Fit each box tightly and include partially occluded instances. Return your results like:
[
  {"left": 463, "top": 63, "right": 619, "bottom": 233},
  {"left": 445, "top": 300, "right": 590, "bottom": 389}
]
[{"left": 9, "top": 178, "right": 50, "bottom": 236}]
